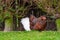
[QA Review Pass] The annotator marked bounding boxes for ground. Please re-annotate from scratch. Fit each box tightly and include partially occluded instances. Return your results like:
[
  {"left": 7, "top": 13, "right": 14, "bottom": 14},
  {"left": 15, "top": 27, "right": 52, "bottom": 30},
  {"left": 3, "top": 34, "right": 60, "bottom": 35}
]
[{"left": 0, "top": 31, "right": 60, "bottom": 40}]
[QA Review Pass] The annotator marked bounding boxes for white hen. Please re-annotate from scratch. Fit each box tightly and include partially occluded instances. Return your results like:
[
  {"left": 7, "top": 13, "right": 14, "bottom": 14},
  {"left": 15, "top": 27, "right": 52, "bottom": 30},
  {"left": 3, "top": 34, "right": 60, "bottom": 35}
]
[{"left": 21, "top": 17, "right": 31, "bottom": 31}]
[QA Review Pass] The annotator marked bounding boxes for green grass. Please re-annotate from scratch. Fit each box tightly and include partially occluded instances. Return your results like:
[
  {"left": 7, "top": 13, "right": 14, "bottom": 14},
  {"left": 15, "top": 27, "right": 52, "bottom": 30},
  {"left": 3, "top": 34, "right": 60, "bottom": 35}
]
[{"left": 0, "top": 31, "right": 60, "bottom": 40}]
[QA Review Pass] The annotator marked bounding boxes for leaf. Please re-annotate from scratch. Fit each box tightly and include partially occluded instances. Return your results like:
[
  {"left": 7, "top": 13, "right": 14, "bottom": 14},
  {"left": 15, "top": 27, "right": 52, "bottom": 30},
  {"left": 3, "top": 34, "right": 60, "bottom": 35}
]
[{"left": 4, "top": 11, "right": 11, "bottom": 18}]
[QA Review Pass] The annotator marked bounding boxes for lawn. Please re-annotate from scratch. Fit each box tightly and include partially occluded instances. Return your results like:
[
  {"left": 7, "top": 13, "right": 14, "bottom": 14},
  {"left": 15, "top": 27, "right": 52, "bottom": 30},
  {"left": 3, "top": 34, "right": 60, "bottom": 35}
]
[{"left": 0, "top": 31, "right": 60, "bottom": 40}]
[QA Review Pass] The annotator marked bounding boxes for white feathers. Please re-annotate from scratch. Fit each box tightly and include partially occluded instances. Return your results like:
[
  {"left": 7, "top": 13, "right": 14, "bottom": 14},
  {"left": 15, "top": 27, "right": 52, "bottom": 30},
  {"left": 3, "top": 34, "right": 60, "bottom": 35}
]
[{"left": 21, "top": 17, "right": 31, "bottom": 31}]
